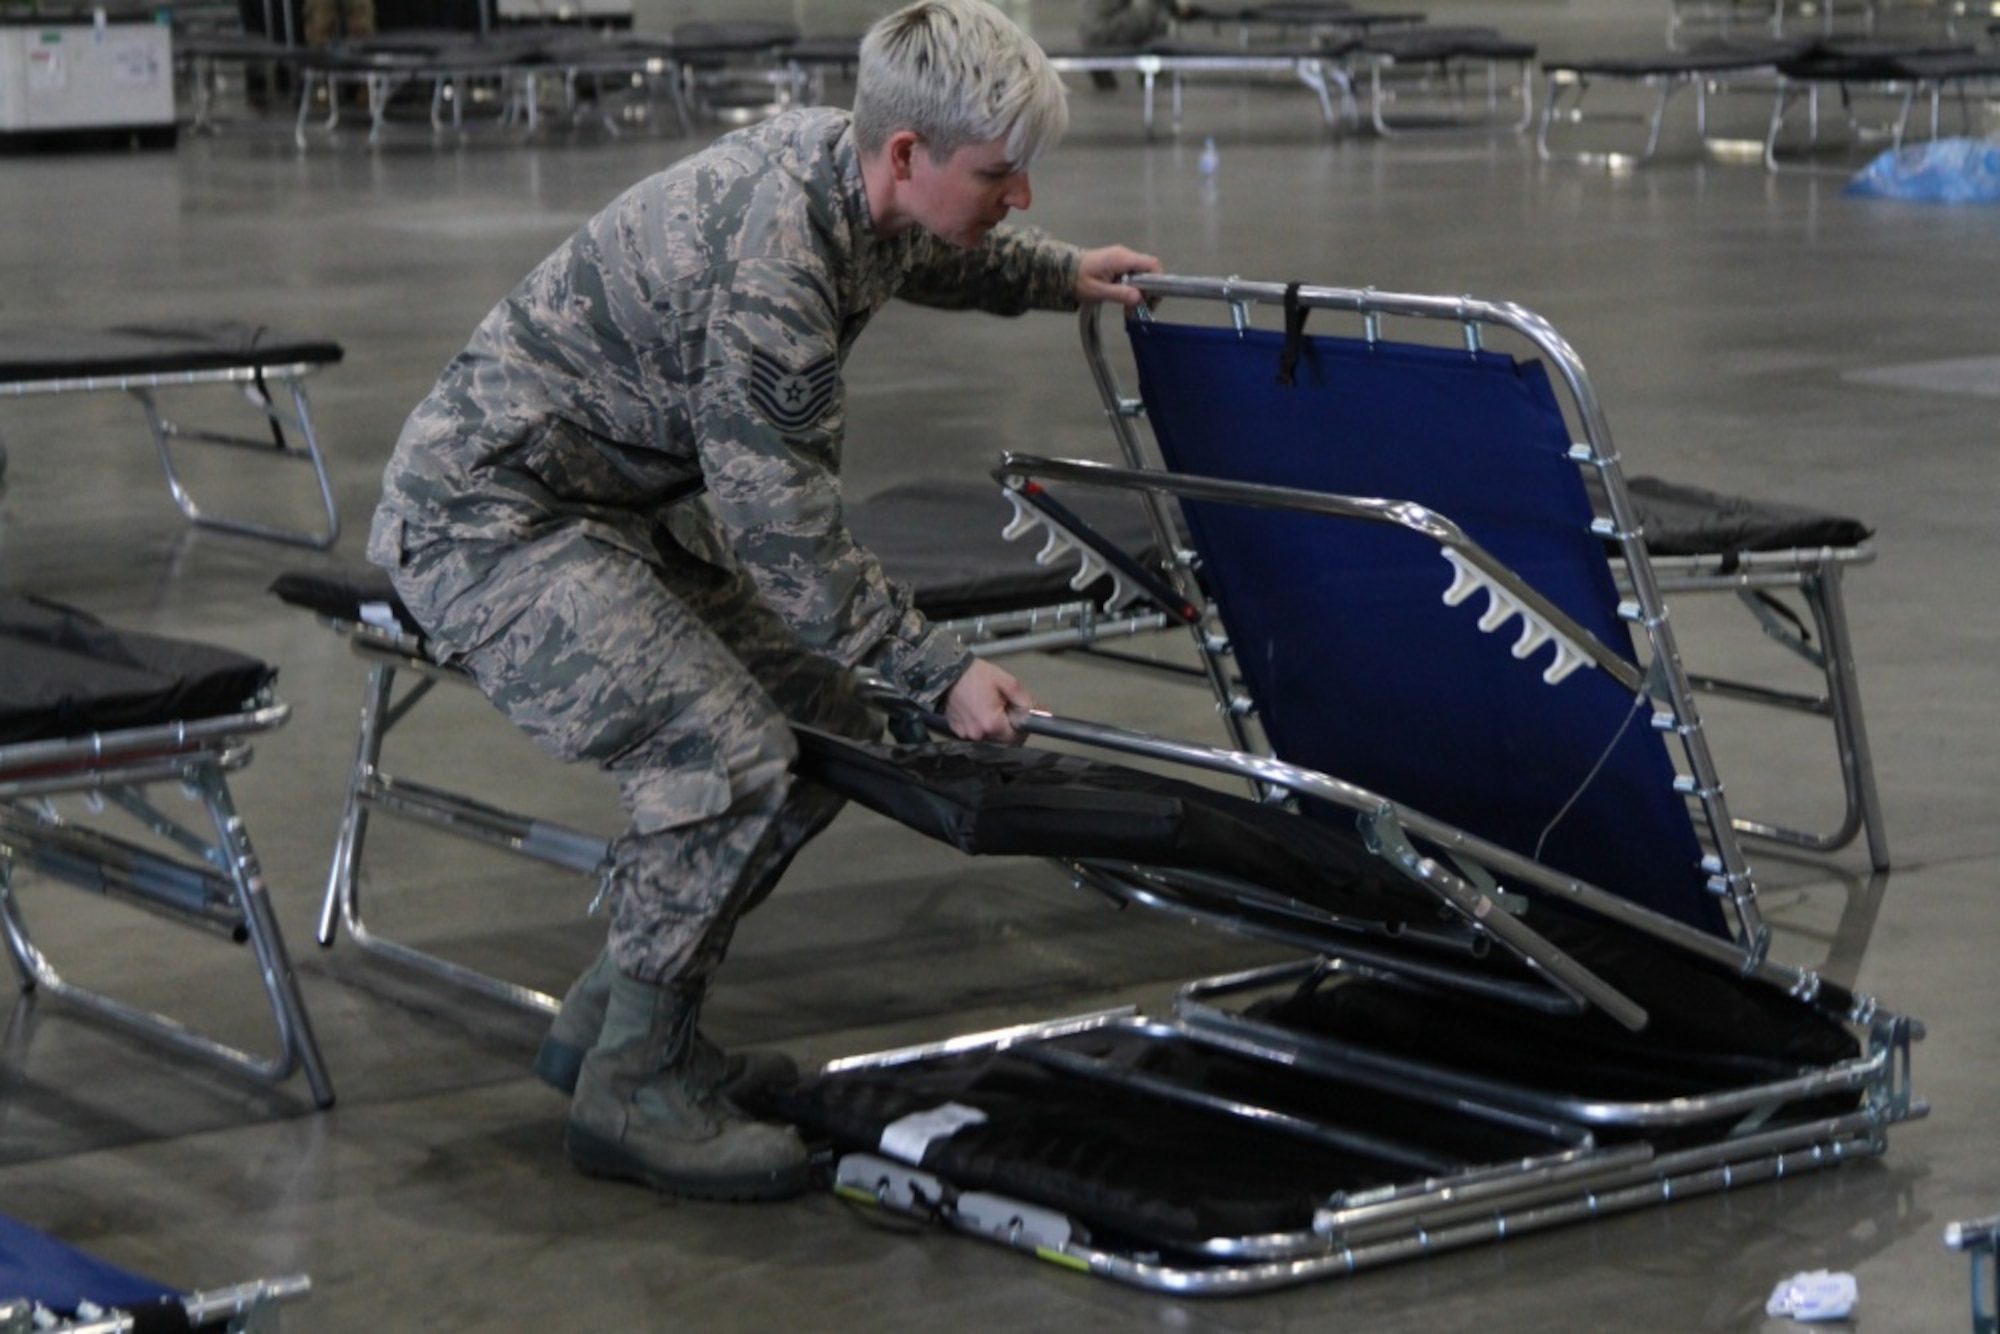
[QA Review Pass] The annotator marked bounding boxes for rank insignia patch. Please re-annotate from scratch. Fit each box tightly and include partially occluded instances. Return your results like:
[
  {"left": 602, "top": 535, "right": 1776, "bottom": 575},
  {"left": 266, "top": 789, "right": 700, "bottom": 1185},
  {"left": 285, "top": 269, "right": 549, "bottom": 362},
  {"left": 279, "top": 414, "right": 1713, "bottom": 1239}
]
[{"left": 748, "top": 347, "right": 839, "bottom": 432}]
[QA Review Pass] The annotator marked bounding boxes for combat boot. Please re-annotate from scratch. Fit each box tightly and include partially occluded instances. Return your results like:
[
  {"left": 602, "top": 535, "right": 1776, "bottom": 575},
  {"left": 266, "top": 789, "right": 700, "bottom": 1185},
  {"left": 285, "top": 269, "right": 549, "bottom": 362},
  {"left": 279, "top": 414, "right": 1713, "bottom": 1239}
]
[
  {"left": 532, "top": 950, "right": 797, "bottom": 1103},
  {"left": 563, "top": 970, "right": 808, "bottom": 1202}
]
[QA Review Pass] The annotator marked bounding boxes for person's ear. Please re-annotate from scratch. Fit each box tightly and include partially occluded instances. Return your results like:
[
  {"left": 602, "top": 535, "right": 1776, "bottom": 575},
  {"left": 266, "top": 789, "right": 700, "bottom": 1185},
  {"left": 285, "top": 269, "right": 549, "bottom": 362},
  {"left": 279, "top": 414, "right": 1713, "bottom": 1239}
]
[{"left": 887, "top": 129, "right": 921, "bottom": 181}]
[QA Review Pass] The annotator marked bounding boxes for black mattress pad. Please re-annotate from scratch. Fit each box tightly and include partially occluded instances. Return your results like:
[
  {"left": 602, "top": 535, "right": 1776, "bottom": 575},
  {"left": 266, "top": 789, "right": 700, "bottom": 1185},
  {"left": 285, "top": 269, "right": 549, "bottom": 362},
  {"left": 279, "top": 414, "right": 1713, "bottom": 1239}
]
[
  {"left": 0, "top": 322, "right": 343, "bottom": 385},
  {"left": 0, "top": 597, "right": 274, "bottom": 745}
]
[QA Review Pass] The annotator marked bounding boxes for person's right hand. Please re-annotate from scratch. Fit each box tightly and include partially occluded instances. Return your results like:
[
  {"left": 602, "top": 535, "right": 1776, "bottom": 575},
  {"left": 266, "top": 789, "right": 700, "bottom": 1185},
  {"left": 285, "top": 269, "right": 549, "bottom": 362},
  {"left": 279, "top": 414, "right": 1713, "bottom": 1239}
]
[{"left": 941, "top": 658, "right": 1039, "bottom": 745}]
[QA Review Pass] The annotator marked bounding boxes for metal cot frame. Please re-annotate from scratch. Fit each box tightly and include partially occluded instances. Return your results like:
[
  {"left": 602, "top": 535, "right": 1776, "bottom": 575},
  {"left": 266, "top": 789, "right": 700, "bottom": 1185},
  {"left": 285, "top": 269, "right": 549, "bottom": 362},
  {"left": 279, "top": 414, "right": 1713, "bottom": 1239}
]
[
  {"left": 0, "top": 705, "right": 335, "bottom": 1108},
  {"left": 1537, "top": 44, "right": 1804, "bottom": 167},
  {"left": 291, "top": 503, "right": 1179, "bottom": 1018},
  {"left": 1077, "top": 275, "right": 1887, "bottom": 894},
  {"left": 1045, "top": 47, "right": 1351, "bottom": 137},
  {"left": 793, "top": 274, "right": 1916, "bottom": 1292},
  {"left": 0, "top": 333, "right": 342, "bottom": 550},
  {"left": 808, "top": 700, "right": 1921, "bottom": 1294}
]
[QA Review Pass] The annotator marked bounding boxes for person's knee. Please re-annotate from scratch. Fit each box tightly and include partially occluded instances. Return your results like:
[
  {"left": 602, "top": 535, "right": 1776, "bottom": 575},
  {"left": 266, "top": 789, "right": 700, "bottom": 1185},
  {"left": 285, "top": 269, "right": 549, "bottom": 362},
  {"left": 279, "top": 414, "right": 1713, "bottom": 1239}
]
[{"left": 618, "top": 690, "right": 796, "bottom": 837}]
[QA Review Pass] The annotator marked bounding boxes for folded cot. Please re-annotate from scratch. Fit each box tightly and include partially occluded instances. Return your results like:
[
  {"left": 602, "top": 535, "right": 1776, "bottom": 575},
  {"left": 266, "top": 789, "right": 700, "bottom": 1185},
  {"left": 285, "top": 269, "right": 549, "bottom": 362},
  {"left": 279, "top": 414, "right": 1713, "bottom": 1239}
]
[
  {"left": 0, "top": 597, "right": 333, "bottom": 1109},
  {"left": 0, "top": 322, "right": 343, "bottom": 550},
  {"left": 0, "top": 1211, "right": 308, "bottom": 1332},
  {"left": 747, "top": 273, "right": 1916, "bottom": 1292}
]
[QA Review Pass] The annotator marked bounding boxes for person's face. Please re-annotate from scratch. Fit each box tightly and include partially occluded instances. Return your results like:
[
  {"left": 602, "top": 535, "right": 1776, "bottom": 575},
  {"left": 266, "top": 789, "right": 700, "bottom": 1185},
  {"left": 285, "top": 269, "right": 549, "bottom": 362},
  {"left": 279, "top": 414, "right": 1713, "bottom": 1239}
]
[{"left": 902, "top": 136, "right": 1033, "bottom": 249}]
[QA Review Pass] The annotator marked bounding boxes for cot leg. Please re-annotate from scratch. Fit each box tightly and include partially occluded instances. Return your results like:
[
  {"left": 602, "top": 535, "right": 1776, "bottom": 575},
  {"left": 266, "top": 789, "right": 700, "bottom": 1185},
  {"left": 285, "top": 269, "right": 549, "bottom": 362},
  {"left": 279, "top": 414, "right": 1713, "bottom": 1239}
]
[
  {"left": 0, "top": 854, "right": 41, "bottom": 995},
  {"left": 191, "top": 763, "right": 337, "bottom": 1108},
  {"left": 1705, "top": 571, "right": 1889, "bottom": 871},
  {"left": 319, "top": 658, "right": 395, "bottom": 950},
  {"left": 0, "top": 773, "right": 335, "bottom": 1108},
  {"left": 132, "top": 373, "right": 340, "bottom": 550},
  {"left": 1807, "top": 564, "right": 1890, "bottom": 871},
  {"left": 316, "top": 649, "right": 596, "bottom": 1018}
]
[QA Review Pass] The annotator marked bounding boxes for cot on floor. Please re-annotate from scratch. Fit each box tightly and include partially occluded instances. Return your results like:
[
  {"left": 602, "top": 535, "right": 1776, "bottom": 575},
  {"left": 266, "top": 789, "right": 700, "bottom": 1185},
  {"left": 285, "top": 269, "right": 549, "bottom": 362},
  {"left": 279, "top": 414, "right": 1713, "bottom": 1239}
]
[
  {"left": 742, "top": 272, "right": 1917, "bottom": 1293},
  {"left": 0, "top": 322, "right": 343, "bottom": 550},
  {"left": 0, "top": 1210, "right": 308, "bottom": 1332},
  {"left": 1762, "top": 37, "right": 1995, "bottom": 172},
  {"left": 1537, "top": 39, "right": 1812, "bottom": 166},
  {"left": 1045, "top": 41, "right": 1353, "bottom": 137},
  {"left": 0, "top": 597, "right": 333, "bottom": 1109}
]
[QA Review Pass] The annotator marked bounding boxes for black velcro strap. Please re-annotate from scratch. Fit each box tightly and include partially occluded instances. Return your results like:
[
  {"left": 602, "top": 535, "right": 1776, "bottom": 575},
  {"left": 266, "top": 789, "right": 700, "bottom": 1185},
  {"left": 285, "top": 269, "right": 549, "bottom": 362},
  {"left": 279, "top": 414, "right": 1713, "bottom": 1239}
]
[{"left": 1276, "top": 282, "right": 1309, "bottom": 387}]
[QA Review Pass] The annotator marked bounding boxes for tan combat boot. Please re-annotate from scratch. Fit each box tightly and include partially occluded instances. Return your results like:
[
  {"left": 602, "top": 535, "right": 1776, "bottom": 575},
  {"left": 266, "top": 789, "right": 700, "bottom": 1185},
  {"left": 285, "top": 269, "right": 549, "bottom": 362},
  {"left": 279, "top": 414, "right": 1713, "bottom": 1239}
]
[
  {"left": 533, "top": 949, "right": 796, "bottom": 1104},
  {"left": 563, "top": 970, "right": 808, "bottom": 1202}
]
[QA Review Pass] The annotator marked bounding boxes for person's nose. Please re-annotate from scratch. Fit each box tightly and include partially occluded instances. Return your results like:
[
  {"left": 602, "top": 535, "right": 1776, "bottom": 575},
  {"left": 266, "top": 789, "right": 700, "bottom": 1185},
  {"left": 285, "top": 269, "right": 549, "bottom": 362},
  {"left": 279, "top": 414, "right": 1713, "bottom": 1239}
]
[{"left": 1002, "top": 171, "right": 1032, "bottom": 211}]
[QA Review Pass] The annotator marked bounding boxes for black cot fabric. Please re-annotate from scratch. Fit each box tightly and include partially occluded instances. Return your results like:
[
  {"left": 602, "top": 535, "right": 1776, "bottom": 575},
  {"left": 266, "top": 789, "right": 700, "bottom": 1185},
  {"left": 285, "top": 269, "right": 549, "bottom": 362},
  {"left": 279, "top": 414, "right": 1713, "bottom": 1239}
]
[
  {"left": 793, "top": 727, "right": 1867, "bottom": 1035},
  {"left": 269, "top": 566, "right": 428, "bottom": 640},
  {"left": 1623, "top": 476, "right": 1873, "bottom": 557},
  {"left": 1253, "top": 923, "right": 1862, "bottom": 1115},
  {"left": 757, "top": 1024, "right": 1578, "bottom": 1246},
  {"left": 846, "top": 477, "right": 1164, "bottom": 622},
  {"left": 792, "top": 726, "right": 1417, "bottom": 928},
  {"left": 0, "top": 322, "right": 344, "bottom": 384},
  {"left": 0, "top": 597, "right": 274, "bottom": 745},
  {"left": 1544, "top": 40, "right": 1814, "bottom": 78}
]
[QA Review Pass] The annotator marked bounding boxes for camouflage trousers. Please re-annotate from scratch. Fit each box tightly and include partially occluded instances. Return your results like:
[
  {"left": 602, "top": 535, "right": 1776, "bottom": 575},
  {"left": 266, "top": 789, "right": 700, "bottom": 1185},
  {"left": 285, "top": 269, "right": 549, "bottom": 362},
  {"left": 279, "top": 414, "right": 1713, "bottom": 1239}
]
[{"left": 389, "top": 523, "right": 874, "bottom": 985}]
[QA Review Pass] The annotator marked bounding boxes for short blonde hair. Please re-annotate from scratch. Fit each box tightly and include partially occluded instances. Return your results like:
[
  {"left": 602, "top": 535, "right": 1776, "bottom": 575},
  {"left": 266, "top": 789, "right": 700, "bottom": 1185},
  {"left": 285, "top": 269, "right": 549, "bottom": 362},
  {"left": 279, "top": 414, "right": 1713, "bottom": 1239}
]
[{"left": 854, "top": 0, "right": 1070, "bottom": 167}]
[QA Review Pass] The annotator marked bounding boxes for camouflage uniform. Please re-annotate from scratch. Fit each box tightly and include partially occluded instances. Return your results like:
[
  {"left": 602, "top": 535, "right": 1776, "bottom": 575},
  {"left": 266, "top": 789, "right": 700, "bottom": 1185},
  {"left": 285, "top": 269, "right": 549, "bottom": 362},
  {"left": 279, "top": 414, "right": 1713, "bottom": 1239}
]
[{"left": 369, "top": 106, "right": 1083, "bottom": 986}]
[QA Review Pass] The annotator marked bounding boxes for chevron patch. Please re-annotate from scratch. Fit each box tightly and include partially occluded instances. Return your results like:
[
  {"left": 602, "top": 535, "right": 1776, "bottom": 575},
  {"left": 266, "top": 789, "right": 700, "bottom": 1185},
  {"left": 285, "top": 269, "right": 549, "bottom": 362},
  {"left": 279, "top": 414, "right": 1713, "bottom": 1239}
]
[{"left": 748, "top": 347, "right": 839, "bottom": 433}]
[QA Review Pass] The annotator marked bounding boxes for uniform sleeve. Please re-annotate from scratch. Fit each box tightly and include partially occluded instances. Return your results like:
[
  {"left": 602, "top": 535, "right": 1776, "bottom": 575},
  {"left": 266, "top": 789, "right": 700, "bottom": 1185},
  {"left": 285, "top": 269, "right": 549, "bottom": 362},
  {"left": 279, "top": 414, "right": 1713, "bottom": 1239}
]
[
  {"left": 893, "top": 226, "right": 1083, "bottom": 316},
  {"left": 677, "top": 256, "right": 972, "bottom": 706}
]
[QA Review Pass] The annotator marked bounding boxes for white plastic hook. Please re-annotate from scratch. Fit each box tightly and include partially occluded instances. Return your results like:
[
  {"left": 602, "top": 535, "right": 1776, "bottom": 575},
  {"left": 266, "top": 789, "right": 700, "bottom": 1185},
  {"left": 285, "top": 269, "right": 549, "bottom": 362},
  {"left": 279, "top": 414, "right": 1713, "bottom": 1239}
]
[
  {"left": 1001, "top": 489, "right": 1039, "bottom": 543},
  {"left": 1001, "top": 489, "right": 1142, "bottom": 611},
  {"left": 1441, "top": 549, "right": 1592, "bottom": 685}
]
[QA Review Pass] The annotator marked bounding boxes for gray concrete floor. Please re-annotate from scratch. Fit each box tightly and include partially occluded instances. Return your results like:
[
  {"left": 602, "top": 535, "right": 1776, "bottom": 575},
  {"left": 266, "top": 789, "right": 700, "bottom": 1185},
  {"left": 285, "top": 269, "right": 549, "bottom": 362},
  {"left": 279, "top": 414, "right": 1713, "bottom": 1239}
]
[{"left": 2, "top": 0, "right": 1997, "bottom": 1328}]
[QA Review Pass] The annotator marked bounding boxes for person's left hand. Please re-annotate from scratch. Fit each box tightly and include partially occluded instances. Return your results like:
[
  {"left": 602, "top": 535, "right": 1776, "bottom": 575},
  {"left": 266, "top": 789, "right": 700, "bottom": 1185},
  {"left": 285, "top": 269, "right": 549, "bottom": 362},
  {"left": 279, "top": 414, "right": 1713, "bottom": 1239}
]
[
  {"left": 941, "top": 657, "right": 1039, "bottom": 745},
  {"left": 1075, "top": 245, "right": 1164, "bottom": 308}
]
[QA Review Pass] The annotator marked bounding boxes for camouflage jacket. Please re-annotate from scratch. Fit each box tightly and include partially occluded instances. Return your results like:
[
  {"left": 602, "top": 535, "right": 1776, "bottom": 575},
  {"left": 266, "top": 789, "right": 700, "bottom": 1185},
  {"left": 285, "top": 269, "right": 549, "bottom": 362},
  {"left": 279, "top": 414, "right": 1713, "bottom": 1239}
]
[{"left": 369, "top": 106, "right": 1084, "bottom": 704}]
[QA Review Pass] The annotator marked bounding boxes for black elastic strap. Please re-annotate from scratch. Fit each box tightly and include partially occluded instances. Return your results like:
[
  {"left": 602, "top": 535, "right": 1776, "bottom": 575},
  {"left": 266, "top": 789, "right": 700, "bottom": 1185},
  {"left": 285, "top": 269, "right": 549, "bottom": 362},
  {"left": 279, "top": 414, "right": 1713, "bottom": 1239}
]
[
  {"left": 1276, "top": 282, "right": 1309, "bottom": 387},
  {"left": 249, "top": 326, "right": 290, "bottom": 452}
]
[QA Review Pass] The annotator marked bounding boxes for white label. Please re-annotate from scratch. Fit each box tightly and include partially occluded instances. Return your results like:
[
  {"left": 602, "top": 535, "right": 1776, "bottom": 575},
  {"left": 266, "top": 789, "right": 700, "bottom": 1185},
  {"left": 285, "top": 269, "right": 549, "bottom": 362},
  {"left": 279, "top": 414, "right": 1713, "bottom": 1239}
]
[
  {"left": 110, "top": 41, "right": 160, "bottom": 86},
  {"left": 28, "top": 45, "right": 65, "bottom": 92},
  {"left": 877, "top": 1102, "right": 987, "bottom": 1165}
]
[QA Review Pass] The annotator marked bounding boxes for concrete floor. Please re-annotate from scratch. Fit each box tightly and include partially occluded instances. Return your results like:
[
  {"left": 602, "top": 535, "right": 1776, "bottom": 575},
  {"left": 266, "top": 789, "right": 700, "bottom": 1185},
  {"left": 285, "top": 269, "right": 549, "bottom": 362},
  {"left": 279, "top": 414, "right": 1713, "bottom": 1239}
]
[{"left": 2, "top": 0, "right": 1997, "bottom": 1328}]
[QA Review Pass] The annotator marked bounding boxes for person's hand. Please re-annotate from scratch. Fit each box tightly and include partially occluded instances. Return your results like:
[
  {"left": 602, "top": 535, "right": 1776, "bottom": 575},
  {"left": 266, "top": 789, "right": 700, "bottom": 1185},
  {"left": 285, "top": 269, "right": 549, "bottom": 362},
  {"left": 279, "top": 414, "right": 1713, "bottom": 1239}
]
[
  {"left": 1075, "top": 245, "right": 1164, "bottom": 308},
  {"left": 941, "top": 658, "right": 1039, "bottom": 745}
]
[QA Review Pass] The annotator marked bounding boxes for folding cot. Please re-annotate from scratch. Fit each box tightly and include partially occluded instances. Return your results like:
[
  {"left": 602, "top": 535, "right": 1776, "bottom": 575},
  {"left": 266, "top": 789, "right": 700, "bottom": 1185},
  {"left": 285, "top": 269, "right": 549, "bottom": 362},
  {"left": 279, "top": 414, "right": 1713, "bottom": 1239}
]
[
  {"left": 667, "top": 20, "right": 806, "bottom": 124},
  {"left": 742, "top": 273, "right": 1917, "bottom": 1292},
  {"left": 1537, "top": 40, "right": 1812, "bottom": 166},
  {"left": 1762, "top": 37, "right": 1986, "bottom": 172},
  {"left": 174, "top": 30, "right": 300, "bottom": 134},
  {"left": 290, "top": 29, "right": 687, "bottom": 145},
  {"left": 0, "top": 597, "right": 333, "bottom": 1108},
  {"left": 1182, "top": 0, "right": 1427, "bottom": 48},
  {"left": 270, "top": 478, "right": 1182, "bottom": 1016},
  {"left": 1045, "top": 42, "right": 1352, "bottom": 137},
  {"left": 0, "top": 322, "right": 342, "bottom": 550},
  {"left": 1344, "top": 25, "right": 1540, "bottom": 135},
  {"left": 0, "top": 1211, "right": 308, "bottom": 1332}
]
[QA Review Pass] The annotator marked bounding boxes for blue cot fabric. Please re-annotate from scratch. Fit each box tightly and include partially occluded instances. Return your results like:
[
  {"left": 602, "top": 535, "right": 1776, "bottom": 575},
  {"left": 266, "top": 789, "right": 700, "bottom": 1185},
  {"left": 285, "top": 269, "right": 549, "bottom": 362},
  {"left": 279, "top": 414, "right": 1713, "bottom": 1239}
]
[
  {"left": 0, "top": 1211, "right": 176, "bottom": 1314},
  {"left": 1127, "top": 318, "right": 1725, "bottom": 936}
]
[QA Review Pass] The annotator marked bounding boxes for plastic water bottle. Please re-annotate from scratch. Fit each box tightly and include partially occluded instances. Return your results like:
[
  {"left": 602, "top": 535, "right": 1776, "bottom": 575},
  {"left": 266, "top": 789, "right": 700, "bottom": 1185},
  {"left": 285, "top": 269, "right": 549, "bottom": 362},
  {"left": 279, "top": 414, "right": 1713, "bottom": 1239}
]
[{"left": 1198, "top": 136, "right": 1219, "bottom": 179}]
